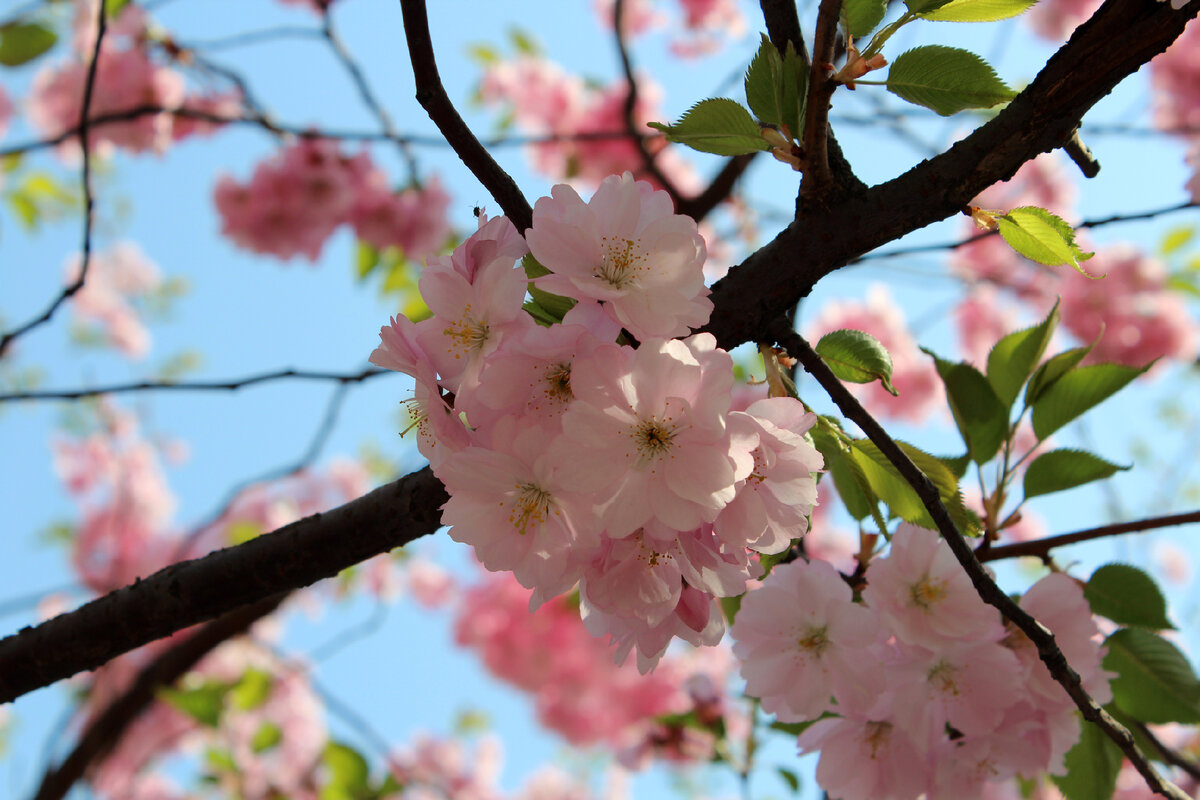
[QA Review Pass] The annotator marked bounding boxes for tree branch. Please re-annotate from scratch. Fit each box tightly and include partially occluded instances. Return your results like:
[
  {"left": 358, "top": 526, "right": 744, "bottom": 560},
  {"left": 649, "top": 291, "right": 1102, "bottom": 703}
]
[
  {"left": 0, "top": 366, "right": 385, "bottom": 403},
  {"left": 769, "top": 320, "right": 1189, "bottom": 800},
  {"left": 398, "top": 0, "right": 532, "bottom": 232},
  {"left": 0, "top": 467, "right": 447, "bottom": 704},
  {"left": 979, "top": 510, "right": 1200, "bottom": 563},
  {"left": 800, "top": 0, "right": 841, "bottom": 204}
]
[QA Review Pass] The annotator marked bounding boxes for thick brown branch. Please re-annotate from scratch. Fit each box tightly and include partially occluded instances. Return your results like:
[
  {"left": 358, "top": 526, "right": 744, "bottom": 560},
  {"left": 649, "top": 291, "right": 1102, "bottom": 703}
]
[
  {"left": 398, "top": 0, "right": 532, "bottom": 232},
  {"left": 32, "top": 593, "right": 286, "bottom": 800},
  {"left": 980, "top": 510, "right": 1200, "bottom": 563},
  {"left": 0, "top": 467, "right": 447, "bottom": 704},
  {"left": 770, "top": 322, "right": 1189, "bottom": 800}
]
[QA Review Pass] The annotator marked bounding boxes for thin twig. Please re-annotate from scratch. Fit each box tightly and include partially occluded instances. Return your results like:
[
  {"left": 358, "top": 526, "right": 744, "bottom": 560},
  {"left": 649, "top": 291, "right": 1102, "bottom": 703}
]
[
  {"left": 398, "top": 0, "right": 532, "bottom": 232},
  {"left": 800, "top": 0, "right": 841, "bottom": 206},
  {"left": 770, "top": 320, "right": 1189, "bottom": 800},
  {"left": 0, "top": 365, "right": 385, "bottom": 403},
  {"left": 613, "top": 0, "right": 683, "bottom": 206},
  {"left": 321, "top": 8, "right": 418, "bottom": 178},
  {"left": 1135, "top": 720, "right": 1200, "bottom": 783},
  {"left": 979, "top": 510, "right": 1200, "bottom": 563},
  {"left": 0, "top": 1, "right": 106, "bottom": 358}
]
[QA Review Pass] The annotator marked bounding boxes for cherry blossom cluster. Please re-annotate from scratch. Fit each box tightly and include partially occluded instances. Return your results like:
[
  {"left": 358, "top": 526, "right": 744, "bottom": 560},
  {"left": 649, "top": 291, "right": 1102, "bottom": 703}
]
[
  {"left": 370, "top": 172, "right": 823, "bottom": 670},
  {"left": 214, "top": 137, "right": 451, "bottom": 262},
  {"left": 455, "top": 568, "right": 739, "bottom": 765},
  {"left": 28, "top": 0, "right": 239, "bottom": 158},
  {"left": 64, "top": 242, "right": 164, "bottom": 359},
  {"left": 730, "top": 524, "right": 1114, "bottom": 800},
  {"left": 478, "top": 56, "right": 699, "bottom": 191}
]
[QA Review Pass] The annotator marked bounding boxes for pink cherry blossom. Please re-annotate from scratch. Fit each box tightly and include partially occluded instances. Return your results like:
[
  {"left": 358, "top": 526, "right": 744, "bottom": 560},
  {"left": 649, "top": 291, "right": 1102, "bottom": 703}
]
[
  {"left": 862, "top": 524, "right": 1005, "bottom": 648},
  {"left": 1151, "top": 22, "right": 1200, "bottom": 133},
  {"left": 593, "top": 0, "right": 664, "bottom": 35},
  {"left": 717, "top": 398, "right": 823, "bottom": 554},
  {"left": 65, "top": 242, "right": 163, "bottom": 359},
  {"left": 441, "top": 416, "right": 596, "bottom": 607},
  {"left": 1059, "top": 243, "right": 1197, "bottom": 368},
  {"left": 557, "top": 335, "right": 751, "bottom": 538},
  {"left": 527, "top": 173, "right": 711, "bottom": 340},
  {"left": 731, "top": 558, "right": 887, "bottom": 720},
  {"left": 1024, "top": 0, "right": 1103, "bottom": 40},
  {"left": 806, "top": 285, "right": 945, "bottom": 423},
  {"left": 670, "top": 0, "right": 748, "bottom": 57},
  {"left": 0, "top": 84, "right": 12, "bottom": 141},
  {"left": 349, "top": 173, "right": 451, "bottom": 260},
  {"left": 214, "top": 138, "right": 373, "bottom": 261},
  {"left": 29, "top": 47, "right": 186, "bottom": 157},
  {"left": 798, "top": 710, "right": 931, "bottom": 800}
]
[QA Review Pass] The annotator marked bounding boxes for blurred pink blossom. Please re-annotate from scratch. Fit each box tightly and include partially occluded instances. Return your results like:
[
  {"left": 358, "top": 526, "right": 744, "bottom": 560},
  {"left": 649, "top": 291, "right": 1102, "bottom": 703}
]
[{"left": 65, "top": 242, "right": 163, "bottom": 358}]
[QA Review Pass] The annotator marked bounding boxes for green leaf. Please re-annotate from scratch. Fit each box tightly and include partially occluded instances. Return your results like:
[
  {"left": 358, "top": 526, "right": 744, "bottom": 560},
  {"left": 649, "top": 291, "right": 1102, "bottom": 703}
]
[
  {"left": 648, "top": 98, "right": 771, "bottom": 156},
  {"left": 1161, "top": 225, "right": 1194, "bottom": 256},
  {"left": 0, "top": 22, "right": 57, "bottom": 67},
  {"left": 811, "top": 423, "right": 880, "bottom": 525},
  {"left": 1031, "top": 362, "right": 1151, "bottom": 440},
  {"left": 778, "top": 767, "right": 802, "bottom": 794},
  {"left": 998, "top": 207, "right": 1096, "bottom": 273},
  {"left": 885, "top": 45, "right": 1015, "bottom": 116},
  {"left": 1086, "top": 564, "right": 1174, "bottom": 630},
  {"left": 917, "top": 0, "right": 1037, "bottom": 21},
  {"left": 251, "top": 722, "right": 283, "bottom": 754},
  {"left": 1103, "top": 628, "right": 1200, "bottom": 723},
  {"left": 6, "top": 191, "right": 37, "bottom": 229},
  {"left": 850, "top": 439, "right": 975, "bottom": 534},
  {"left": 744, "top": 36, "right": 784, "bottom": 129},
  {"left": 843, "top": 0, "right": 888, "bottom": 37},
  {"left": 720, "top": 594, "right": 743, "bottom": 625},
  {"left": 355, "top": 240, "right": 381, "bottom": 280},
  {"left": 778, "top": 42, "right": 808, "bottom": 140},
  {"left": 322, "top": 742, "right": 371, "bottom": 800},
  {"left": 924, "top": 349, "right": 1007, "bottom": 464},
  {"left": 1049, "top": 719, "right": 1122, "bottom": 800},
  {"left": 1024, "top": 343, "right": 1093, "bottom": 406},
  {"left": 816, "top": 329, "right": 897, "bottom": 395},
  {"left": 229, "top": 668, "right": 273, "bottom": 711},
  {"left": 508, "top": 27, "right": 541, "bottom": 56},
  {"left": 986, "top": 301, "right": 1060, "bottom": 409},
  {"left": 158, "top": 682, "right": 228, "bottom": 728},
  {"left": 105, "top": 0, "right": 132, "bottom": 18},
  {"left": 1023, "top": 448, "right": 1128, "bottom": 500},
  {"left": 905, "top": 0, "right": 957, "bottom": 13}
]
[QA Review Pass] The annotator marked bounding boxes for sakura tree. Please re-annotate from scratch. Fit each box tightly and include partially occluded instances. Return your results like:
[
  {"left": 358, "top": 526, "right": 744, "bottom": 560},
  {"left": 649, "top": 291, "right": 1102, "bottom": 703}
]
[{"left": 0, "top": 1, "right": 1198, "bottom": 799}]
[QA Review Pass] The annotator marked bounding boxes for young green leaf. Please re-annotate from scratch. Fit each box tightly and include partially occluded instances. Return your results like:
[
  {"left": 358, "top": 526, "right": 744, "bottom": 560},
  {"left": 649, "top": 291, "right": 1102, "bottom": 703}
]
[
  {"left": 0, "top": 22, "right": 57, "bottom": 68},
  {"left": 1049, "top": 721, "right": 1122, "bottom": 800},
  {"left": 1031, "top": 362, "right": 1152, "bottom": 440},
  {"left": 1086, "top": 564, "right": 1174, "bottom": 630},
  {"left": 250, "top": 722, "right": 283, "bottom": 754},
  {"left": 158, "top": 682, "right": 229, "bottom": 728},
  {"left": 1024, "top": 342, "right": 1094, "bottom": 406},
  {"left": 843, "top": 0, "right": 888, "bottom": 37},
  {"left": 924, "top": 349, "right": 1008, "bottom": 464},
  {"left": 322, "top": 742, "right": 371, "bottom": 800},
  {"left": 229, "top": 668, "right": 274, "bottom": 711},
  {"left": 1022, "top": 449, "right": 1129, "bottom": 500},
  {"left": 745, "top": 36, "right": 784, "bottom": 129},
  {"left": 917, "top": 0, "right": 1037, "bottom": 22},
  {"left": 778, "top": 41, "right": 808, "bottom": 140},
  {"left": 816, "top": 329, "right": 897, "bottom": 395},
  {"left": 1103, "top": 628, "right": 1200, "bottom": 724},
  {"left": 986, "top": 301, "right": 1060, "bottom": 409},
  {"left": 355, "top": 240, "right": 382, "bottom": 280},
  {"left": 998, "top": 207, "right": 1096, "bottom": 273},
  {"left": 904, "top": 0, "right": 958, "bottom": 13},
  {"left": 850, "top": 439, "right": 975, "bottom": 534},
  {"left": 885, "top": 45, "right": 1015, "bottom": 116},
  {"left": 647, "top": 99, "right": 770, "bottom": 156},
  {"left": 811, "top": 423, "right": 882, "bottom": 525}
]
